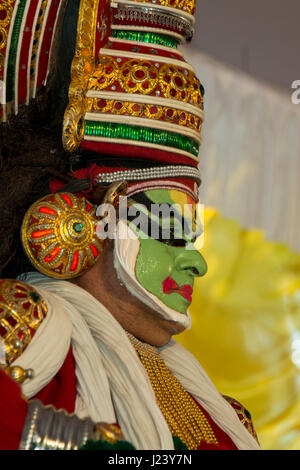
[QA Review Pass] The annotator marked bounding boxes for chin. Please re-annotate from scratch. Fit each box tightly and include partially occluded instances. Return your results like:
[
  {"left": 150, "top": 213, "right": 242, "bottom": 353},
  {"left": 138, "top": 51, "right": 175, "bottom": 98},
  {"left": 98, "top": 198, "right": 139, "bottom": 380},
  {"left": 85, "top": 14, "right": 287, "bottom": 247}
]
[
  {"left": 133, "top": 310, "right": 186, "bottom": 347},
  {"left": 157, "top": 317, "right": 187, "bottom": 346},
  {"left": 157, "top": 325, "right": 186, "bottom": 347},
  {"left": 142, "top": 330, "right": 173, "bottom": 348}
]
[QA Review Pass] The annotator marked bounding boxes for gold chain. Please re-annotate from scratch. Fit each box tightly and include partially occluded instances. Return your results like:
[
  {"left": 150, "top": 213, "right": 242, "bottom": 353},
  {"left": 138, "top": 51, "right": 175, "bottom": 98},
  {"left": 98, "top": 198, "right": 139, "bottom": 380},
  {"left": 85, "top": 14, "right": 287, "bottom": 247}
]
[{"left": 128, "top": 333, "right": 218, "bottom": 450}]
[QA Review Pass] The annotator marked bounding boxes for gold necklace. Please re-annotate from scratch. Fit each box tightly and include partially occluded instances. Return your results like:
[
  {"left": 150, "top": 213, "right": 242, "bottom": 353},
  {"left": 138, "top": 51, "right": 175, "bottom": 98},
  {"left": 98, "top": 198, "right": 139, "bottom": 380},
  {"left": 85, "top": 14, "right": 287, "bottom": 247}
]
[{"left": 128, "top": 333, "right": 218, "bottom": 450}]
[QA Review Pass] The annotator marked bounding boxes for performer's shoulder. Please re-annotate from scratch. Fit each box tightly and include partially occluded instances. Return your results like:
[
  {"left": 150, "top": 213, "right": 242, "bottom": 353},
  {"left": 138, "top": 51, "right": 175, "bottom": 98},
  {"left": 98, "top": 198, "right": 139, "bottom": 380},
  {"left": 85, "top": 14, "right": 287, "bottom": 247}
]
[
  {"left": 0, "top": 278, "right": 48, "bottom": 366},
  {"left": 223, "top": 394, "right": 260, "bottom": 444}
]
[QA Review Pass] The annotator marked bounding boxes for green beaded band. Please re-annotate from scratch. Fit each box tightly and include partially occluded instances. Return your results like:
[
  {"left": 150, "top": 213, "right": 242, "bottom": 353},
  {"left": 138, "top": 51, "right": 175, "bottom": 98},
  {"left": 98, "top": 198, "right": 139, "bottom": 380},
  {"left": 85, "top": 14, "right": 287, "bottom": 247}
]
[
  {"left": 111, "top": 30, "right": 179, "bottom": 49},
  {"left": 85, "top": 121, "right": 199, "bottom": 157},
  {"left": 6, "top": 0, "right": 27, "bottom": 103}
]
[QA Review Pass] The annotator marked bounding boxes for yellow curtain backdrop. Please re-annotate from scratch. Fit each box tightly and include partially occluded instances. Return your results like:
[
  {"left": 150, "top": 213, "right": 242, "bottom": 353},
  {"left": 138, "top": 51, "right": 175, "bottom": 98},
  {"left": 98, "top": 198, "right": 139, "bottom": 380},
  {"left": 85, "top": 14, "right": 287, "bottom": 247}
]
[{"left": 177, "top": 208, "right": 300, "bottom": 450}]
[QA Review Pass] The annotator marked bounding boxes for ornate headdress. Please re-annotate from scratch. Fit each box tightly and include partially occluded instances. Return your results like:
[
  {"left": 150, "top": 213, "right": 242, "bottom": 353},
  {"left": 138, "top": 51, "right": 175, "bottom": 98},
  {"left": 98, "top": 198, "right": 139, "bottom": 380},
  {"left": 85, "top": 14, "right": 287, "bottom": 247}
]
[
  {"left": 64, "top": 0, "right": 203, "bottom": 200},
  {"left": 0, "top": 0, "right": 204, "bottom": 278},
  {"left": 1, "top": 0, "right": 204, "bottom": 198}
]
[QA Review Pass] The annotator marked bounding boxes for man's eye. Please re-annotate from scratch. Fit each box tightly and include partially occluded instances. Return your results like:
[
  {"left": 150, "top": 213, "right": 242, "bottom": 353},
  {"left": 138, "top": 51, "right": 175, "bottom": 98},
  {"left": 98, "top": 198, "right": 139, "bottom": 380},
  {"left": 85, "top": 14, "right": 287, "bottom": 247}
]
[
  {"left": 161, "top": 228, "right": 194, "bottom": 247},
  {"left": 163, "top": 238, "right": 187, "bottom": 247}
]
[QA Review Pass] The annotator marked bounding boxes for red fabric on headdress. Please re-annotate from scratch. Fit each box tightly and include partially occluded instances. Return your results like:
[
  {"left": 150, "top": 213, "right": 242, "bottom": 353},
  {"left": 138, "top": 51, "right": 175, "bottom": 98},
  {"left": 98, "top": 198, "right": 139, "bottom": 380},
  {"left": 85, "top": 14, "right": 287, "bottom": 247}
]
[{"left": 81, "top": 141, "right": 199, "bottom": 168}]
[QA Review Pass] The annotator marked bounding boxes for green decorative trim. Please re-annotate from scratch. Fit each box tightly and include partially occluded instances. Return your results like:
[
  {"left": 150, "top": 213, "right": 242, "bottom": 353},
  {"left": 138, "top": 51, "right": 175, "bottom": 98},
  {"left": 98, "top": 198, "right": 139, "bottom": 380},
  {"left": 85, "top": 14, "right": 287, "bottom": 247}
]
[
  {"left": 112, "top": 30, "right": 178, "bottom": 48},
  {"left": 6, "top": 0, "right": 27, "bottom": 103},
  {"left": 85, "top": 121, "right": 199, "bottom": 156},
  {"left": 79, "top": 435, "right": 187, "bottom": 451},
  {"left": 79, "top": 439, "right": 136, "bottom": 450},
  {"left": 173, "top": 435, "right": 188, "bottom": 450}
]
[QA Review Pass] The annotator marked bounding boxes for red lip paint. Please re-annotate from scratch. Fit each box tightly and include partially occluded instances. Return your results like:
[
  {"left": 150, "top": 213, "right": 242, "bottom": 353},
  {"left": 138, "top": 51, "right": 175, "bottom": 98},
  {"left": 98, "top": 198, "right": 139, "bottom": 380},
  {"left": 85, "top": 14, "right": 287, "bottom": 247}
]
[{"left": 162, "top": 276, "right": 193, "bottom": 302}]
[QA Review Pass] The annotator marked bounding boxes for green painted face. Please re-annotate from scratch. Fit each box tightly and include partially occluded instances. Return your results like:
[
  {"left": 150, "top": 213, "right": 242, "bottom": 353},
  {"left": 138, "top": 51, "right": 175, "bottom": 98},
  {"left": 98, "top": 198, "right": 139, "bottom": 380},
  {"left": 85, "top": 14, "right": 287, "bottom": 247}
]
[{"left": 132, "top": 189, "right": 207, "bottom": 315}]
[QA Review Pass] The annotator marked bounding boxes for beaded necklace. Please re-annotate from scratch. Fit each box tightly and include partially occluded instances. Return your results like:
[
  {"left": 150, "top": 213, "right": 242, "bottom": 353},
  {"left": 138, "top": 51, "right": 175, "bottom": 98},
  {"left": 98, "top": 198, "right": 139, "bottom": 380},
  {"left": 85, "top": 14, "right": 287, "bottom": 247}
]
[{"left": 128, "top": 333, "right": 218, "bottom": 450}]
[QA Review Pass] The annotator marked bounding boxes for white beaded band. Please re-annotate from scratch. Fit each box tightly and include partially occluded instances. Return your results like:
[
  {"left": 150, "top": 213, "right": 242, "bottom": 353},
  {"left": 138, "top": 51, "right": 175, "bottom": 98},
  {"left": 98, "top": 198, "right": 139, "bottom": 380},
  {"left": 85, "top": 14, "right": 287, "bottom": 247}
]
[
  {"left": 95, "top": 165, "right": 201, "bottom": 184},
  {"left": 112, "top": 5, "right": 194, "bottom": 41}
]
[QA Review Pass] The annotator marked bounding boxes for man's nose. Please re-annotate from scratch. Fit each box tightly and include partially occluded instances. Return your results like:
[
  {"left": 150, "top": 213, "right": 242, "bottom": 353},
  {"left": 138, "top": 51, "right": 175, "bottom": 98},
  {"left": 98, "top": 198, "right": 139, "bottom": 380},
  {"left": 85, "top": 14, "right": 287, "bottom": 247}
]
[{"left": 174, "top": 249, "right": 207, "bottom": 277}]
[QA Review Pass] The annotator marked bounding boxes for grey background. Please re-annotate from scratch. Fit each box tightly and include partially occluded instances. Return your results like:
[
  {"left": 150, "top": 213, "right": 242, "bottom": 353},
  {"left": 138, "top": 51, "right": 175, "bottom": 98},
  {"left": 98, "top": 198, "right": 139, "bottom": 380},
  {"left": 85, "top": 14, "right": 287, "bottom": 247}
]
[{"left": 192, "top": 0, "right": 300, "bottom": 93}]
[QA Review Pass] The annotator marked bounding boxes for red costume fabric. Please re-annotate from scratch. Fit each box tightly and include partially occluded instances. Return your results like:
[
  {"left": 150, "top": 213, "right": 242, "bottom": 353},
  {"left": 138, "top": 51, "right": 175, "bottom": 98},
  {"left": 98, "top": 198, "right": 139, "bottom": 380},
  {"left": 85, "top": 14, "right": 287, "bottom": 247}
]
[
  {"left": 0, "top": 346, "right": 248, "bottom": 450},
  {"left": 0, "top": 369, "right": 28, "bottom": 450}
]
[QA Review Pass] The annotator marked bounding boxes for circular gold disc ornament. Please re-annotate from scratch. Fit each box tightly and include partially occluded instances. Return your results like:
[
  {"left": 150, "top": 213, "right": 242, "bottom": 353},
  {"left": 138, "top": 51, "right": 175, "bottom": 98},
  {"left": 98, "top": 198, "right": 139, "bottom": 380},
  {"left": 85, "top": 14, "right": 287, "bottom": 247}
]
[{"left": 21, "top": 192, "right": 103, "bottom": 279}]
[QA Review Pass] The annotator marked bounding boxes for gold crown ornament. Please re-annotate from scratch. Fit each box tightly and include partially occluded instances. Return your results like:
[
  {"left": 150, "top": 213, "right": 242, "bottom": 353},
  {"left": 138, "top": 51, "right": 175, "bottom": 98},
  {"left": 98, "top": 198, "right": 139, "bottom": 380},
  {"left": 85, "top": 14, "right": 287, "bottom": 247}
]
[
  {"left": 63, "top": 0, "right": 205, "bottom": 175},
  {"left": 1, "top": 0, "right": 204, "bottom": 205},
  {"left": 1, "top": 0, "right": 203, "bottom": 170}
]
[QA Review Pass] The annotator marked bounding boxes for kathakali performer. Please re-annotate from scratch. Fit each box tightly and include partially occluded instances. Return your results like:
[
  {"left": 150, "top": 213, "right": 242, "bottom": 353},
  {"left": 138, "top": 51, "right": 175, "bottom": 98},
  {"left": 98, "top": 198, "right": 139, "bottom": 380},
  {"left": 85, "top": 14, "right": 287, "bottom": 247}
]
[{"left": 0, "top": 0, "right": 260, "bottom": 450}]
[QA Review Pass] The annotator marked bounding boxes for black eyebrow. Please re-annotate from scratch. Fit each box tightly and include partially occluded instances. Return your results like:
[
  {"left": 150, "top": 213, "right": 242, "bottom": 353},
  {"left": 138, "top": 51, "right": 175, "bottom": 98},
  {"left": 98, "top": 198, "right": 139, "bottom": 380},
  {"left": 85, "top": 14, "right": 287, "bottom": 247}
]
[{"left": 127, "top": 206, "right": 201, "bottom": 244}]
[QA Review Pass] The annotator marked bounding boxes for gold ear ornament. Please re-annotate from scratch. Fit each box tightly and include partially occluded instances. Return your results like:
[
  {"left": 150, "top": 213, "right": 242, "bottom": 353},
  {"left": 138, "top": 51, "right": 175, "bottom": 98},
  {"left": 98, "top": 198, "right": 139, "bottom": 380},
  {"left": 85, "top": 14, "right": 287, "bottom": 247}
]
[
  {"left": 21, "top": 182, "right": 128, "bottom": 279},
  {"left": 21, "top": 192, "right": 103, "bottom": 279}
]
